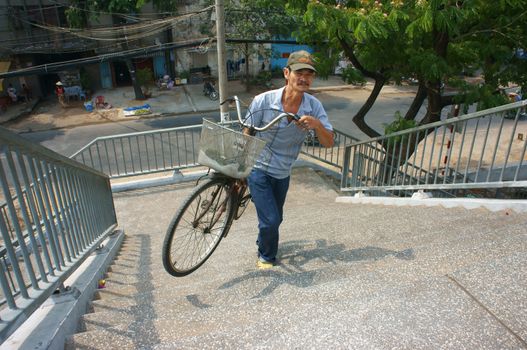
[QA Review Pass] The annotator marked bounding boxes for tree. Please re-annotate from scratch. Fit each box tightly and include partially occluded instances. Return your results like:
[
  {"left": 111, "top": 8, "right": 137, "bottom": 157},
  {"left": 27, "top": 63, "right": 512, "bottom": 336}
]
[
  {"left": 285, "top": 0, "right": 527, "bottom": 138},
  {"left": 222, "top": 0, "right": 300, "bottom": 88}
]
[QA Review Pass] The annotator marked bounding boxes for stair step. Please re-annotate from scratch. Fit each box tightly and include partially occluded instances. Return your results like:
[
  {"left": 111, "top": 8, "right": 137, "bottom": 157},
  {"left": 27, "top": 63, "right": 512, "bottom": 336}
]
[
  {"left": 80, "top": 228, "right": 525, "bottom": 333},
  {"left": 68, "top": 266, "right": 526, "bottom": 349}
]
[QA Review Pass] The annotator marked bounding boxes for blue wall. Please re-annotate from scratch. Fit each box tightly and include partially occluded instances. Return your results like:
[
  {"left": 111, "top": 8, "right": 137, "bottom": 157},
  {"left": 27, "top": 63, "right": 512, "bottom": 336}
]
[
  {"left": 100, "top": 62, "right": 112, "bottom": 89},
  {"left": 270, "top": 43, "right": 314, "bottom": 70},
  {"left": 154, "top": 56, "right": 167, "bottom": 79}
]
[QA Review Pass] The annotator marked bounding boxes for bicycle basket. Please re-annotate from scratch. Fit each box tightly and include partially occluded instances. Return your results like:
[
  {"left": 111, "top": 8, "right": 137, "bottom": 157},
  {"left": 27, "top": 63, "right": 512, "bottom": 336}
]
[{"left": 198, "top": 119, "right": 267, "bottom": 178}]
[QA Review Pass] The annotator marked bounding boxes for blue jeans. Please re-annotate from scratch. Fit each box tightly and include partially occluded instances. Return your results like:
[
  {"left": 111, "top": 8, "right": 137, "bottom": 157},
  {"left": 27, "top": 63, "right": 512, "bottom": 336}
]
[{"left": 247, "top": 169, "right": 290, "bottom": 262}]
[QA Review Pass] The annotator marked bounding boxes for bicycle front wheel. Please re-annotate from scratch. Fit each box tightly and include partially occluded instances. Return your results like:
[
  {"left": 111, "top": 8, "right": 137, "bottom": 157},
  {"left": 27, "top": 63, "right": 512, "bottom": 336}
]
[{"left": 162, "top": 177, "right": 234, "bottom": 276}]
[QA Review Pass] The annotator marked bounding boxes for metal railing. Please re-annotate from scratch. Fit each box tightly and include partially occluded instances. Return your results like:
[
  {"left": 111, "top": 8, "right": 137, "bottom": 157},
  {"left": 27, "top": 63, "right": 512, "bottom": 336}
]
[
  {"left": 71, "top": 124, "right": 203, "bottom": 179},
  {"left": 341, "top": 101, "right": 527, "bottom": 196},
  {"left": 0, "top": 126, "right": 117, "bottom": 342},
  {"left": 70, "top": 120, "right": 359, "bottom": 180}
]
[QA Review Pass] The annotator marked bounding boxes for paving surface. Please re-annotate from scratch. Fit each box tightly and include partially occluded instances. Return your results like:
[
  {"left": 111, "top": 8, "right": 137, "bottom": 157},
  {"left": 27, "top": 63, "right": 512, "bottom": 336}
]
[{"left": 62, "top": 167, "right": 527, "bottom": 349}]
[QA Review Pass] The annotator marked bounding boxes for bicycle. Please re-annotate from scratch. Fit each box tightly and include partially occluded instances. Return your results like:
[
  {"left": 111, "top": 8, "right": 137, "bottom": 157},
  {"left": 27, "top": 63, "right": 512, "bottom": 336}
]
[{"left": 162, "top": 96, "right": 299, "bottom": 276}]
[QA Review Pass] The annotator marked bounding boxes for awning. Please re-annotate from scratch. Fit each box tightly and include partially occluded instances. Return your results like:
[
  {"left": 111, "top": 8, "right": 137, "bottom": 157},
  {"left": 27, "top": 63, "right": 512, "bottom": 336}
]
[{"left": 0, "top": 61, "right": 12, "bottom": 92}]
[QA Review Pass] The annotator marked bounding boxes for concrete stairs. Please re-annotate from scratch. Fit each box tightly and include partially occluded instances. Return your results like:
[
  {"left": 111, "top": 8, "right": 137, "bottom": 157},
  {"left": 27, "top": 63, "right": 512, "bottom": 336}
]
[{"left": 65, "top": 167, "right": 527, "bottom": 349}]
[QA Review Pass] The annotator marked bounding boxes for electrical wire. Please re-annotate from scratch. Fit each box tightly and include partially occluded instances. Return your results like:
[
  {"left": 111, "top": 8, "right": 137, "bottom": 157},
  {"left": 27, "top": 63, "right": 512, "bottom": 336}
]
[
  {"left": 0, "top": 37, "right": 213, "bottom": 78},
  {"left": 43, "top": 0, "right": 194, "bottom": 20},
  {"left": 11, "top": 5, "right": 212, "bottom": 42}
]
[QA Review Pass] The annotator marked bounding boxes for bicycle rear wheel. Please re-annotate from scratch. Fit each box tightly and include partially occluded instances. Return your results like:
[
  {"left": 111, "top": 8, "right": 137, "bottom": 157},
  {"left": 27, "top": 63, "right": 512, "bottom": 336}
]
[{"left": 162, "top": 176, "right": 234, "bottom": 276}]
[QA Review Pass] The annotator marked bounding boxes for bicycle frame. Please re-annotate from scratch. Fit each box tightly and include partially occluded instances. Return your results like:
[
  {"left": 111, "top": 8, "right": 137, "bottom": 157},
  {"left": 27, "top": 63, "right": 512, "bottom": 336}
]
[{"left": 193, "top": 172, "right": 248, "bottom": 237}]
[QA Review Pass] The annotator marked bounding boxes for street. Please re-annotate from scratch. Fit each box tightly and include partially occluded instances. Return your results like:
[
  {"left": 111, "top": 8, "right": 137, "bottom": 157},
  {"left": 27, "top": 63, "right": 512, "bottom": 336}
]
[
  {"left": 20, "top": 111, "right": 220, "bottom": 156},
  {"left": 19, "top": 82, "right": 423, "bottom": 157}
]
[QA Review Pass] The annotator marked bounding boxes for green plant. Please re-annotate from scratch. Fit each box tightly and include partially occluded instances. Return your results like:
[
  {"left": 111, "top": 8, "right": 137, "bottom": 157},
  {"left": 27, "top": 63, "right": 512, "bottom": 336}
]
[
  {"left": 341, "top": 67, "right": 366, "bottom": 86},
  {"left": 136, "top": 68, "right": 154, "bottom": 88},
  {"left": 271, "top": 67, "right": 283, "bottom": 78},
  {"left": 383, "top": 111, "right": 417, "bottom": 147},
  {"left": 250, "top": 71, "right": 272, "bottom": 87},
  {"left": 178, "top": 70, "right": 190, "bottom": 79},
  {"left": 79, "top": 67, "right": 91, "bottom": 91}
]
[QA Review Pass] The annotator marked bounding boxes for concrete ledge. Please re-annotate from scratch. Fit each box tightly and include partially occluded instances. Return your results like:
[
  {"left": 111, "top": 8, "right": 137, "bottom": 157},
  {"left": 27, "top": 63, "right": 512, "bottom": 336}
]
[
  {"left": 110, "top": 161, "right": 338, "bottom": 194},
  {"left": 110, "top": 170, "right": 208, "bottom": 193},
  {"left": 335, "top": 195, "right": 527, "bottom": 213},
  {"left": 1, "top": 229, "right": 125, "bottom": 350}
]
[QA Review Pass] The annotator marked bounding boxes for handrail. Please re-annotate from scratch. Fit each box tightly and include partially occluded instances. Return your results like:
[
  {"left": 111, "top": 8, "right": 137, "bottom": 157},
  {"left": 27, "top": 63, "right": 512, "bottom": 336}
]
[
  {"left": 348, "top": 100, "right": 527, "bottom": 147},
  {"left": 0, "top": 126, "right": 117, "bottom": 343},
  {"left": 341, "top": 101, "right": 527, "bottom": 196},
  {"left": 70, "top": 119, "right": 358, "bottom": 180}
]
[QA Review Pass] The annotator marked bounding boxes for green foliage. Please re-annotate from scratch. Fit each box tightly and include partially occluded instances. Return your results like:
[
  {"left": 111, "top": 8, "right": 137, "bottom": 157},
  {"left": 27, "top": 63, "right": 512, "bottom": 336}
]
[
  {"left": 65, "top": 7, "right": 87, "bottom": 28},
  {"left": 284, "top": 0, "right": 527, "bottom": 130},
  {"left": 151, "top": 0, "right": 178, "bottom": 13},
  {"left": 79, "top": 67, "right": 91, "bottom": 90},
  {"left": 271, "top": 67, "right": 284, "bottom": 78},
  {"left": 136, "top": 68, "right": 154, "bottom": 87},
  {"left": 383, "top": 111, "right": 417, "bottom": 147},
  {"left": 250, "top": 70, "right": 273, "bottom": 87},
  {"left": 178, "top": 70, "right": 190, "bottom": 79},
  {"left": 66, "top": 0, "right": 178, "bottom": 28},
  {"left": 475, "top": 86, "right": 511, "bottom": 111},
  {"left": 341, "top": 66, "right": 366, "bottom": 86},
  {"left": 225, "top": 0, "right": 299, "bottom": 40},
  {"left": 384, "top": 111, "right": 417, "bottom": 135}
]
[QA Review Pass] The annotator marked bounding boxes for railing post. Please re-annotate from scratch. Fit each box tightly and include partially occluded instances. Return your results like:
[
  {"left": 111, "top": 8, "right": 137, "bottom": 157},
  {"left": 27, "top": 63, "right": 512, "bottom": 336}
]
[{"left": 341, "top": 145, "right": 352, "bottom": 189}]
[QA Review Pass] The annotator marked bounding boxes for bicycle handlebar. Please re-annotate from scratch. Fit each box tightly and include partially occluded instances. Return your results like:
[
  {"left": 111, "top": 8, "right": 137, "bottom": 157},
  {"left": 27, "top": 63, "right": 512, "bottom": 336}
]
[{"left": 221, "top": 96, "right": 300, "bottom": 132}]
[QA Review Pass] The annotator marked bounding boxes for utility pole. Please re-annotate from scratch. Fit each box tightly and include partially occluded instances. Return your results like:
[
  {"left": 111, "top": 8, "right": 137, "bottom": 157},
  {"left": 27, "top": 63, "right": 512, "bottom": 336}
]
[{"left": 215, "top": 0, "right": 229, "bottom": 122}]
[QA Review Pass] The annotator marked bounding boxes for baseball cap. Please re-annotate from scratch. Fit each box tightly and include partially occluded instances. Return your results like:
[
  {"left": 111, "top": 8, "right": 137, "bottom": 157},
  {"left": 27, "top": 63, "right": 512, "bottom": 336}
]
[
  {"left": 286, "top": 50, "right": 317, "bottom": 72},
  {"left": 56, "top": 81, "right": 63, "bottom": 86}
]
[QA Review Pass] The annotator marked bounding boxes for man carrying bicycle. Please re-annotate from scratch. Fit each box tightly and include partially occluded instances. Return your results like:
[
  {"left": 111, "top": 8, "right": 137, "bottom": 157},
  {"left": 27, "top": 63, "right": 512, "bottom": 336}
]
[{"left": 244, "top": 50, "right": 334, "bottom": 269}]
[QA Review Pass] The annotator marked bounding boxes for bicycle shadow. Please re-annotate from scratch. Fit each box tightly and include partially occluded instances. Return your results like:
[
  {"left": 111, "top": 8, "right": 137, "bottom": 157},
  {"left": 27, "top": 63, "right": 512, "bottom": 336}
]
[{"left": 217, "top": 239, "right": 415, "bottom": 299}]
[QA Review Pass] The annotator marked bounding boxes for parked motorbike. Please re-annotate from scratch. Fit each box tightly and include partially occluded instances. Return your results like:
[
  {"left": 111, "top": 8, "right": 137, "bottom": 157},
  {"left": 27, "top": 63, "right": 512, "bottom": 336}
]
[{"left": 203, "top": 81, "right": 219, "bottom": 101}]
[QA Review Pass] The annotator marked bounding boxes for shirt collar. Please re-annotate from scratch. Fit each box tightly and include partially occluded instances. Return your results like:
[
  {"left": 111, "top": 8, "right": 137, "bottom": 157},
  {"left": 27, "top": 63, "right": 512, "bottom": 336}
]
[
  {"left": 270, "top": 87, "right": 313, "bottom": 116},
  {"left": 269, "top": 87, "right": 286, "bottom": 111}
]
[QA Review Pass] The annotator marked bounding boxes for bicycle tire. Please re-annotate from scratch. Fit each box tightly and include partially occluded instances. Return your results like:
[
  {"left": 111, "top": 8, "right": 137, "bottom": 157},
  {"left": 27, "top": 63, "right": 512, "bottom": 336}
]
[
  {"left": 210, "top": 91, "right": 219, "bottom": 100},
  {"left": 162, "top": 176, "right": 235, "bottom": 276}
]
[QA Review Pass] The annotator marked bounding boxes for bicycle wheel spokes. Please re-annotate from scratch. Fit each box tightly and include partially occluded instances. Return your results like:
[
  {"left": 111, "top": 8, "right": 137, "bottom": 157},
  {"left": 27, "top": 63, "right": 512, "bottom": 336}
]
[{"left": 162, "top": 177, "right": 233, "bottom": 276}]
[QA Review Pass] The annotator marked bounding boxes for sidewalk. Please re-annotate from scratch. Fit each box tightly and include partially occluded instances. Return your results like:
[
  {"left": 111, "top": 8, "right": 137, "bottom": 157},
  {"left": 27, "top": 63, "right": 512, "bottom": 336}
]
[
  {"left": 0, "top": 80, "right": 252, "bottom": 133},
  {"left": 0, "top": 76, "right": 392, "bottom": 133}
]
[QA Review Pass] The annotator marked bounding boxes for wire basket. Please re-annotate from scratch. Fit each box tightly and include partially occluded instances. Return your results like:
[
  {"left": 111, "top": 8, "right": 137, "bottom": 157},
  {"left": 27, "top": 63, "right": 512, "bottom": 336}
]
[{"left": 198, "top": 119, "right": 267, "bottom": 179}]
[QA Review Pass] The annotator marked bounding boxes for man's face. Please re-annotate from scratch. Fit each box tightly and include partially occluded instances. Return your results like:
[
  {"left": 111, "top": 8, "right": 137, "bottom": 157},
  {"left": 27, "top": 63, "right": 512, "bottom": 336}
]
[{"left": 284, "top": 68, "right": 315, "bottom": 92}]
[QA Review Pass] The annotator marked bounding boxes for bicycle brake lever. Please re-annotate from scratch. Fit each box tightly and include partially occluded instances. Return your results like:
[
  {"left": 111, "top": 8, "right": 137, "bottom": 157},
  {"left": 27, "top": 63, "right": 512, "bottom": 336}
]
[{"left": 290, "top": 113, "right": 300, "bottom": 121}]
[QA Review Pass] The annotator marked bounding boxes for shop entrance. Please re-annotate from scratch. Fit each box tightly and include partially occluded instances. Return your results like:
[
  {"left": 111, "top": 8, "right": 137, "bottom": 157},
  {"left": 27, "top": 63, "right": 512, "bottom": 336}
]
[{"left": 113, "top": 61, "right": 132, "bottom": 86}]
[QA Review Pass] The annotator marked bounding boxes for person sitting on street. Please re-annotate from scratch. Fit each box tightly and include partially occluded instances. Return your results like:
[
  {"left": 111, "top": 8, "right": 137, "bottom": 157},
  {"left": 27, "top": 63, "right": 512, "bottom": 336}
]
[{"left": 55, "top": 81, "right": 66, "bottom": 108}]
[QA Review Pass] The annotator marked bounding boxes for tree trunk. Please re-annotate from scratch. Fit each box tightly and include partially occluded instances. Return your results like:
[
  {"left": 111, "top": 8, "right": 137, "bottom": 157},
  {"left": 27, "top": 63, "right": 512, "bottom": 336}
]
[
  {"left": 404, "top": 80, "right": 427, "bottom": 121},
  {"left": 165, "top": 28, "right": 175, "bottom": 78},
  {"left": 352, "top": 78, "right": 385, "bottom": 138},
  {"left": 338, "top": 35, "right": 386, "bottom": 138},
  {"left": 245, "top": 43, "right": 250, "bottom": 92},
  {"left": 126, "top": 59, "right": 145, "bottom": 100}
]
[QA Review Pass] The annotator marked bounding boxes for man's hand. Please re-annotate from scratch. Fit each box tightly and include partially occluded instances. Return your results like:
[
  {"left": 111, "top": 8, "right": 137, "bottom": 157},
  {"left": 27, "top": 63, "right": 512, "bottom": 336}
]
[{"left": 296, "top": 115, "right": 334, "bottom": 147}]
